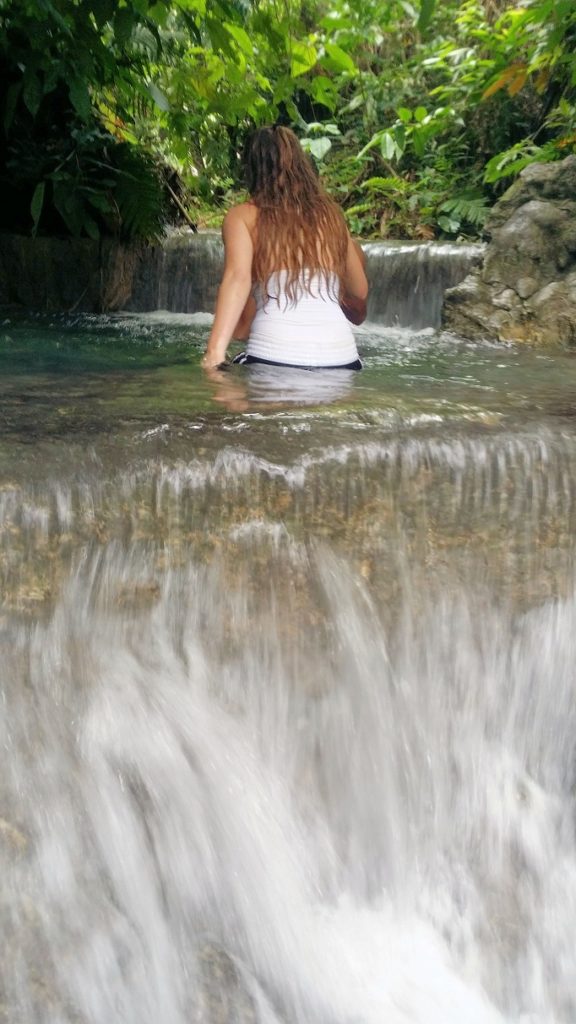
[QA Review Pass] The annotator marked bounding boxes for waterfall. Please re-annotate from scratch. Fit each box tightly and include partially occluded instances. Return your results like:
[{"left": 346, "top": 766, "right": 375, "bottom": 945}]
[
  {"left": 127, "top": 232, "right": 224, "bottom": 315},
  {"left": 126, "top": 233, "right": 483, "bottom": 328},
  {"left": 2, "top": 424, "right": 576, "bottom": 1023},
  {"left": 3, "top": 299, "right": 576, "bottom": 1023},
  {"left": 364, "top": 240, "right": 483, "bottom": 329}
]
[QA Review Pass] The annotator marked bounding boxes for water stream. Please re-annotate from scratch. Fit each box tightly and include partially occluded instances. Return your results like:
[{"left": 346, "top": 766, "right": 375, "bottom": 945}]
[
  {"left": 1, "top": 309, "right": 576, "bottom": 1023},
  {"left": 125, "top": 234, "right": 483, "bottom": 329}
]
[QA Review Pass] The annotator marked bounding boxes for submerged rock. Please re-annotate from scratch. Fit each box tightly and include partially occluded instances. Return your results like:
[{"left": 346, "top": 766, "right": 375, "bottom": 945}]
[{"left": 442, "top": 156, "right": 576, "bottom": 347}]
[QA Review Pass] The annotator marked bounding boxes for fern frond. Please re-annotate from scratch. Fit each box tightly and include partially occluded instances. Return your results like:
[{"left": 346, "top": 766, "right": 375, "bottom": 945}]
[
  {"left": 361, "top": 176, "right": 409, "bottom": 194},
  {"left": 439, "top": 193, "right": 489, "bottom": 227}
]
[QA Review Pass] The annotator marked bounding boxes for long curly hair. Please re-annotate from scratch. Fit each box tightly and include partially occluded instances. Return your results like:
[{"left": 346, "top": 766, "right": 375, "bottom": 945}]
[{"left": 243, "top": 126, "right": 348, "bottom": 305}]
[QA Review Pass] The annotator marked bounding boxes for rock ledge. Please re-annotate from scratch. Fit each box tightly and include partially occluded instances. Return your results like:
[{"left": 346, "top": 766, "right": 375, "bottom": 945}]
[{"left": 442, "top": 155, "right": 576, "bottom": 347}]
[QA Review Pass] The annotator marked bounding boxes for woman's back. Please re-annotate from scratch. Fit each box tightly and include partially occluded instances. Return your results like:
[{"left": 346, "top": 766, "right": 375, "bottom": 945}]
[
  {"left": 247, "top": 268, "right": 358, "bottom": 368},
  {"left": 202, "top": 126, "right": 368, "bottom": 370}
]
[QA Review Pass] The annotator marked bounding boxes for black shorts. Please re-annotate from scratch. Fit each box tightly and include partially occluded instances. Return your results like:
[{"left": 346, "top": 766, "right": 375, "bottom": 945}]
[{"left": 231, "top": 353, "right": 363, "bottom": 371}]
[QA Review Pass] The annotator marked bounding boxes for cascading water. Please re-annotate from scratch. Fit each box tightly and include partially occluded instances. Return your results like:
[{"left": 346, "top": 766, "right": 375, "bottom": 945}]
[
  {"left": 364, "top": 241, "right": 483, "bottom": 328},
  {"left": 1, "top": 311, "right": 576, "bottom": 1024},
  {"left": 125, "top": 233, "right": 482, "bottom": 329},
  {"left": 128, "top": 233, "right": 224, "bottom": 316}
]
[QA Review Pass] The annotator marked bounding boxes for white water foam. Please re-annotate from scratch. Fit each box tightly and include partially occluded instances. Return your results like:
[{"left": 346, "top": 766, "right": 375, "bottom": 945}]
[{"left": 2, "top": 536, "right": 576, "bottom": 1023}]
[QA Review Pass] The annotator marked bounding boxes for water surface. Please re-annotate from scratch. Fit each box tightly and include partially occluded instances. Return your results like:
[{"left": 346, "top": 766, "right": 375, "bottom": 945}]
[{"left": 1, "top": 312, "right": 576, "bottom": 1024}]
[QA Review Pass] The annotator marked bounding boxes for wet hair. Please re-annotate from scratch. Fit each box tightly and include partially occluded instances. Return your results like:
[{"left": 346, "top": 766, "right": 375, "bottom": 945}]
[{"left": 243, "top": 125, "right": 348, "bottom": 304}]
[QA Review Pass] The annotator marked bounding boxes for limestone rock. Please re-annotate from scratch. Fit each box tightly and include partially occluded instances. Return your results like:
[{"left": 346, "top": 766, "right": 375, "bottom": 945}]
[{"left": 442, "top": 155, "right": 576, "bottom": 347}]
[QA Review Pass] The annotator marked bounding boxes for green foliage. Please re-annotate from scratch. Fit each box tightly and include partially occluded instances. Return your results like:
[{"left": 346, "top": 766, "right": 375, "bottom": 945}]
[
  {"left": 437, "top": 193, "right": 490, "bottom": 233},
  {"left": 0, "top": 0, "right": 179, "bottom": 237},
  {"left": 320, "top": 0, "right": 575, "bottom": 236},
  {"left": 0, "top": 0, "right": 575, "bottom": 240},
  {"left": 300, "top": 122, "right": 341, "bottom": 163},
  {"left": 5, "top": 121, "right": 165, "bottom": 240}
]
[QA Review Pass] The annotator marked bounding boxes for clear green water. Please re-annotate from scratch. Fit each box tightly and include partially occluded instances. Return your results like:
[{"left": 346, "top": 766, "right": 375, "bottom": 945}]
[
  {"left": 1, "top": 311, "right": 575, "bottom": 461},
  {"left": 2, "top": 311, "right": 569, "bottom": 432}
]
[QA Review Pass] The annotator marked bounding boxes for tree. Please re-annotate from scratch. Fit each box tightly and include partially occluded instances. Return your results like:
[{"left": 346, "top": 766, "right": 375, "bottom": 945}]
[{"left": 1, "top": 0, "right": 574, "bottom": 241}]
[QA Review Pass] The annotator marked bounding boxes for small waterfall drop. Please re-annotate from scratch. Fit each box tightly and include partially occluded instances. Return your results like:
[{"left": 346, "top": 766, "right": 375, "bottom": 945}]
[
  {"left": 125, "top": 233, "right": 482, "bottom": 328},
  {"left": 364, "top": 241, "right": 483, "bottom": 329},
  {"left": 3, "top": 306, "right": 576, "bottom": 1024},
  {"left": 127, "top": 232, "right": 224, "bottom": 315},
  {"left": 2, "top": 423, "right": 576, "bottom": 1023}
]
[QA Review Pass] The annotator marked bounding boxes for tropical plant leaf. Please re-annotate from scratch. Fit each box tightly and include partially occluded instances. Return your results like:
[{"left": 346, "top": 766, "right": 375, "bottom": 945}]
[
  {"left": 417, "top": 0, "right": 436, "bottom": 33},
  {"left": 30, "top": 181, "right": 45, "bottom": 235},
  {"left": 301, "top": 136, "right": 332, "bottom": 161},
  {"left": 439, "top": 194, "right": 489, "bottom": 226},
  {"left": 22, "top": 72, "right": 43, "bottom": 117},
  {"left": 113, "top": 148, "right": 165, "bottom": 239},
  {"left": 69, "top": 78, "right": 92, "bottom": 120},
  {"left": 380, "top": 131, "right": 401, "bottom": 160},
  {"left": 147, "top": 81, "right": 170, "bottom": 111},
  {"left": 309, "top": 76, "right": 338, "bottom": 110},
  {"left": 482, "top": 65, "right": 522, "bottom": 101},
  {"left": 224, "top": 21, "right": 253, "bottom": 55},
  {"left": 361, "top": 176, "right": 408, "bottom": 193},
  {"left": 290, "top": 40, "right": 318, "bottom": 78},
  {"left": 322, "top": 43, "right": 356, "bottom": 74}
]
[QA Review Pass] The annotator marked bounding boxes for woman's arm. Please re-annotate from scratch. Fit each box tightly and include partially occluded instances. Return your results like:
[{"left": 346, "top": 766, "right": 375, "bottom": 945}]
[
  {"left": 201, "top": 206, "right": 254, "bottom": 368},
  {"left": 340, "top": 237, "right": 369, "bottom": 325},
  {"left": 232, "top": 294, "right": 257, "bottom": 341}
]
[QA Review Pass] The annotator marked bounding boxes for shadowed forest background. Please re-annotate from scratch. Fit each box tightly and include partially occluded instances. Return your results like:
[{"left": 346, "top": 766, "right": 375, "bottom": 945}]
[{"left": 1, "top": 0, "right": 575, "bottom": 244}]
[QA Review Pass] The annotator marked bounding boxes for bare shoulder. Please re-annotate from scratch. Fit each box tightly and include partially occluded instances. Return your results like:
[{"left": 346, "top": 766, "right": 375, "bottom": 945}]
[{"left": 222, "top": 202, "right": 258, "bottom": 232}]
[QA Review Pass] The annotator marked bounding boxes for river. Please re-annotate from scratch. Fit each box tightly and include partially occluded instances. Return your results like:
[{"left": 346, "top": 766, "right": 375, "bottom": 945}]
[{"left": 1, "top": 309, "right": 576, "bottom": 1023}]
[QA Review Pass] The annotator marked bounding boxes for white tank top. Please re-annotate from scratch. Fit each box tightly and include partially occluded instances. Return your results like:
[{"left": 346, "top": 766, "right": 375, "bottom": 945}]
[{"left": 246, "top": 270, "right": 359, "bottom": 367}]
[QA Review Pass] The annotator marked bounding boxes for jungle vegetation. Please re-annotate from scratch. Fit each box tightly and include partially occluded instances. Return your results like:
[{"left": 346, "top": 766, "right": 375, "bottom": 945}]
[{"left": 1, "top": 0, "right": 575, "bottom": 241}]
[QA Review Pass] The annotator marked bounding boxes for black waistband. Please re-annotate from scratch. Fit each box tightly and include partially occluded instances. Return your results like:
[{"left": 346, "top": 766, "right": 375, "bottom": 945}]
[{"left": 231, "top": 353, "right": 362, "bottom": 371}]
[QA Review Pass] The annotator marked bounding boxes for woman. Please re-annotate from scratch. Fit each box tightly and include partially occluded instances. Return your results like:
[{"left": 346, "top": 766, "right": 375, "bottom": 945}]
[{"left": 201, "top": 126, "right": 368, "bottom": 370}]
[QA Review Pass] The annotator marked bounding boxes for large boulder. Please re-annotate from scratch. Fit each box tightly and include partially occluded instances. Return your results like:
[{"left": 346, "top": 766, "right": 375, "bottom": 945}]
[{"left": 442, "top": 156, "right": 576, "bottom": 347}]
